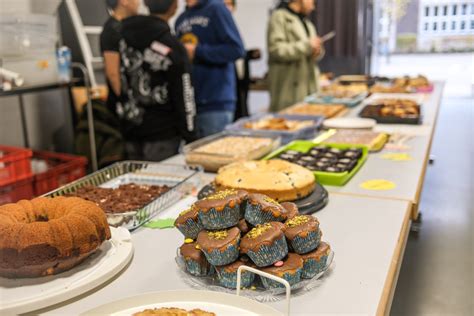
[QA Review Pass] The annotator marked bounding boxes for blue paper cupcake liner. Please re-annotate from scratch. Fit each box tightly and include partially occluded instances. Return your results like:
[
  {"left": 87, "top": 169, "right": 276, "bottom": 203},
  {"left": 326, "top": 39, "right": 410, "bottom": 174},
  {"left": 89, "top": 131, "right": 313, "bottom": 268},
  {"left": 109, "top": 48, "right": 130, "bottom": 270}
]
[
  {"left": 184, "top": 259, "right": 211, "bottom": 277},
  {"left": 246, "top": 235, "right": 288, "bottom": 267},
  {"left": 301, "top": 254, "right": 329, "bottom": 279},
  {"left": 290, "top": 229, "right": 322, "bottom": 254},
  {"left": 201, "top": 242, "right": 240, "bottom": 266},
  {"left": 177, "top": 218, "right": 203, "bottom": 239},
  {"left": 245, "top": 204, "right": 286, "bottom": 226},
  {"left": 261, "top": 269, "right": 302, "bottom": 289},
  {"left": 198, "top": 205, "right": 241, "bottom": 230},
  {"left": 217, "top": 269, "right": 255, "bottom": 289}
]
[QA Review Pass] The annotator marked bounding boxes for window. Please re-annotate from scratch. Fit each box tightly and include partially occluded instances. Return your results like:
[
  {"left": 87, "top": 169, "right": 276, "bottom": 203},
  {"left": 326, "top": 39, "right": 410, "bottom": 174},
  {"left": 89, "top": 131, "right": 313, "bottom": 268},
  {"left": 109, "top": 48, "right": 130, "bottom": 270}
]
[
  {"left": 471, "top": 20, "right": 474, "bottom": 30},
  {"left": 425, "top": 6, "right": 430, "bottom": 16},
  {"left": 471, "top": 4, "right": 474, "bottom": 14},
  {"left": 424, "top": 22, "right": 429, "bottom": 31},
  {"left": 462, "top": 4, "right": 467, "bottom": 15},
  {"left": 433, "top": 22, "right": 437, "bottom": 31},
  {"left": 443, "top": 5, "right": 448, "bottom": 16},
  {"left": 434, "top": 6, "right": 438, "bottom": 16},
  {"left": 453, "top": 5, "right": 457, "bottom": 15},
  {"left": 452, "top": 21, "right": 456, "bottom": 30},
  {"left": 461, "top": 21, "right": 466, "bottom": 30},
  {"left": 442, "top": 21, "right": 447, "bottom": 30}
]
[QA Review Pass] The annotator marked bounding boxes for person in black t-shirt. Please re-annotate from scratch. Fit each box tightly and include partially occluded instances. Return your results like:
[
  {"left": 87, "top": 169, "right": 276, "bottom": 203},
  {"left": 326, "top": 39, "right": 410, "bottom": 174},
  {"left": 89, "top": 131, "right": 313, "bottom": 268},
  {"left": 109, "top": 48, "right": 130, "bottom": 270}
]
[
  {"left": 100, "top": 0, "right": 140, "bottom": 112},
  {"left": 118, "top": 0, "right": 197, "bottom": 161}
]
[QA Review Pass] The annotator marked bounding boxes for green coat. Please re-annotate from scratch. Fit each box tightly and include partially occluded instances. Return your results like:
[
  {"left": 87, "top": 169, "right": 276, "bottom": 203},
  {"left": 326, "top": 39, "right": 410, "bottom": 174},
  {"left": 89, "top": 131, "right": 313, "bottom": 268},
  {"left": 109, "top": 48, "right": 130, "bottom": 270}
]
[{"left": 267, "top": 9, "right": 323, "bottom": 112}]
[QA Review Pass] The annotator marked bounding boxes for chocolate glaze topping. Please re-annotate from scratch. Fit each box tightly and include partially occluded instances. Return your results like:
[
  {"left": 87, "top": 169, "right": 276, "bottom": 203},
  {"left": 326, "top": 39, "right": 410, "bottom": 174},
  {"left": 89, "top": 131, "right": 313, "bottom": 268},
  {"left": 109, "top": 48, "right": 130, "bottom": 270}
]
[
  {"left": 194, "top": 190, "right": 248, "bottom": 212},
  {"left": 197, "top": 227, "right": 240, "bottom": 252},
  {"left": 174, "top": 206, "right": 199, "bottom": 226},
  {"left": 180, "top": 242, "right": 209, "bottom": 267},
  {"left": 300, "top": 242, "right": 330, "bottom": 261},
  {"left": 284, "top": 215, "right": 319, "bottom": 240},
  {"left": 261, "top": 253, "right": 303, "bottom": 275},
  {"left": 247, "top": 193, "right": 286, "bottom": 219},
  {"left": 280, "top": 202, "right": 300, "bottom": 219},
  {"left": 240, "top": 222, "right": 285, "bottom": 253}
]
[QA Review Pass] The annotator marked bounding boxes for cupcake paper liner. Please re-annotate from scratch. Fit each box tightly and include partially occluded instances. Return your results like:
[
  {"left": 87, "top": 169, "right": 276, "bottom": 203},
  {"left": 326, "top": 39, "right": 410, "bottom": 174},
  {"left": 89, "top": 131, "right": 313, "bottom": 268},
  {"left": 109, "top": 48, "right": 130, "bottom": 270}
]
[
  {"left": 184, "top": 259, "right": 211, "bottom": 277},
  {"left": 198, "top": 205, "right": 241, "bottom": 230},
  {"left": 245, "top": 204, "right": 286, "bottom": 226},
  {"left": 246, "top": 235, "right": 288, "bottom": 267},
  {"left": 290, "top": 229, "right": 322, "bottom": 255},
  {"left": 260, "top": 269, "right": 302, "bottom": 289},
  {"left": 217, "top": 269, "right": 255, "bottom": 289},
  {"left": 301, "top": 254, "right": 329, "bottom": 279},
  {"left": 177, "top": 218, "right": 203, "bottom": 239},
  {"left": 201, "top": 242, "right": 240, "bottom": 266}
]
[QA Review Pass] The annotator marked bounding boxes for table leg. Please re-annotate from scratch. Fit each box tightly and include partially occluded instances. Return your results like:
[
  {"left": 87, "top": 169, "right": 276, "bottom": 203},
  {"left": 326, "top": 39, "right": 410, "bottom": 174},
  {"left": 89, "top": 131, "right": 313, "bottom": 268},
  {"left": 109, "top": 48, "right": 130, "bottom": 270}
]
[{"left": 18, "top": 94, "right": 30, "bottom": 148}]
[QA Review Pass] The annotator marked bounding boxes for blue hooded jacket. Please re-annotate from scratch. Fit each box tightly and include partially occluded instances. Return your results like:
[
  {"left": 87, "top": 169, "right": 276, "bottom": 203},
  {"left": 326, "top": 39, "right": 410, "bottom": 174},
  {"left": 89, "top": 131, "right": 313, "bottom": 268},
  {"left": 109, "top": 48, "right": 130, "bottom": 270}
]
[{"left": 175, "top": 0, "right": 245, "bottom": 113}]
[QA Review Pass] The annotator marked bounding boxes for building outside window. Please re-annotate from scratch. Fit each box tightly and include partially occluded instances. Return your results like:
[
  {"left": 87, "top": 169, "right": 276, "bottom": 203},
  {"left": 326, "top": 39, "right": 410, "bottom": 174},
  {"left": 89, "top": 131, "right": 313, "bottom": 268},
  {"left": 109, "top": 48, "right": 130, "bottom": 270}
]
[
  {"left": 442, "top": 21, "right": 447, "bottom": 30},
  {"left": 471, "top": 20, "right": 474, "bottom": 29},
  {"left": 425, "top": 6, "right": 430, "bottom": 16},
  {"left": 452, "top": 21, "right": 456, "bottom": 29},
  {"left": 461, "top": 21, "right": 466, "bottom": 29},
  {"left": 471, "top": 4, "right": 474, "bottom": 14},
  {"left": 434, "top": 6, "right": 438, "bottom": 16},
  {"left": 462, "top": 4, "right": 467, "bottom": 15},
  {"left": 425, "top": 22, "right": 429, "bottom": 31},
  {"left": 433, "top": 22, "right": 438, "bottom": 30},
  {"left": 453, "top": 4, "right": 457, "bottom": 15},
  {"left": 443, "top": 5, "right": 448, "bottom": 15}
]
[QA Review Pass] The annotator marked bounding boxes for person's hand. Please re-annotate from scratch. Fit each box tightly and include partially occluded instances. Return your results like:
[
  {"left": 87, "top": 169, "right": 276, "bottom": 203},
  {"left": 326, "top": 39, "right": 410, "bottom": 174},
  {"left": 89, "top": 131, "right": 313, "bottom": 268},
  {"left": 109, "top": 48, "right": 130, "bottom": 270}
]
[
  {"left": 184, "top": 43, "right": 197, "bottom": 61},
  {"left": 310, "top": 37, "right": 322, "bottom": 58}
]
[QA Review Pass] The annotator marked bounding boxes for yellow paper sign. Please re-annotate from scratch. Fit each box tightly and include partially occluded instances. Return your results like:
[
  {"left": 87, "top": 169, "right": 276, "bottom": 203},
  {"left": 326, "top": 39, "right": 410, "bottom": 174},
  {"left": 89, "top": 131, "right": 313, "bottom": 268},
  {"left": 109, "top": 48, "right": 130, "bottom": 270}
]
[
  {"left": 381, "top": 153, "right": 413, "bottom": 161},
  {"left": 360, "top": 179, "right": 397, "bottom": 191}
]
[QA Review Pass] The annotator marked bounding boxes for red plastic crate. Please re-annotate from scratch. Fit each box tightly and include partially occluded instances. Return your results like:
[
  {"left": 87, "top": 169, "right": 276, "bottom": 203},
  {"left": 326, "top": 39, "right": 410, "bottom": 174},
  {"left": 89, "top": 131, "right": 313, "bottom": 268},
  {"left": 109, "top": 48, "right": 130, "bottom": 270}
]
[
  {"left": 0, "top": 145, "right": 33, "bottom": 187},
  {"left": 0, "top": 175, "right": 34, "bottom": 206},
  {"left": 33, "top": 151, "right": 88, "bottom": 196}
]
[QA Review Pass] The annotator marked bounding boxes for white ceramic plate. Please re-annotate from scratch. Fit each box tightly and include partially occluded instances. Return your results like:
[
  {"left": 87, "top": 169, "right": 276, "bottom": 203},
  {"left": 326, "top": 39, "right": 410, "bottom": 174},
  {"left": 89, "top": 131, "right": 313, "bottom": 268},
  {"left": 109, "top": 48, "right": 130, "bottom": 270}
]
[
  {"left": 81, "top": 290, "right": 283, "bottom": 316},
  {"left": 0, "top": 227, "right": 134, "bottom": 315},
  {"left": 323, "top": 117, "right": 377, "bottom": 129}
]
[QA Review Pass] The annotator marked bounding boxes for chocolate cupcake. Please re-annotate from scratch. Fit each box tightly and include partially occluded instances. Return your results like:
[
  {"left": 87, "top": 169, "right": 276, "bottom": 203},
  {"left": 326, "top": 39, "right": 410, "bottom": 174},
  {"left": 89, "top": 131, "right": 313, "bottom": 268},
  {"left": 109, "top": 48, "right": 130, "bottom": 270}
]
[
  {"left": 180, "top": 242, "right": 212, "bottom": 277},
  {"left": 241, "top": 222, "right": 288, "bottom": 267},
  {"left": 197, "top": 227, "right": 240, "bottom": 266},
  {"left": 237, "top": 218, "right": 251, "bottom": 234},
  {"left": 300, "top": 242, "right": 331, "bottom": 279},
  {"left": 195, "top": 189, "right": 247, "bottom": 230},
  {"left": 174, "top": 206, "right": 202, "bottom": 239},
  {"left": 215, "top": 258, "right": 255, "bottom": 289},
  {"left": 284, "top": 215, "right": 321, "bottom": 254},
  {"left": 260, "top": 253, "right": 304, "bottom": 289},
  {"left": 280, "top": 202, "right": 300, "bottom": 220},
  {"left": 244, "top": 194, "right": 287, "bottom": 226}
]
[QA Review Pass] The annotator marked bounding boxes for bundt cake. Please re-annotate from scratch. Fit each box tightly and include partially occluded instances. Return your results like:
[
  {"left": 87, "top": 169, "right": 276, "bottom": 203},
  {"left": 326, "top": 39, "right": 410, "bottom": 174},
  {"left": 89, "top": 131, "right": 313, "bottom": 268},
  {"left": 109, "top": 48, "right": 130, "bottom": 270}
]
[{"left": 0, "top": 196, "right": 111, "bottom": 278}]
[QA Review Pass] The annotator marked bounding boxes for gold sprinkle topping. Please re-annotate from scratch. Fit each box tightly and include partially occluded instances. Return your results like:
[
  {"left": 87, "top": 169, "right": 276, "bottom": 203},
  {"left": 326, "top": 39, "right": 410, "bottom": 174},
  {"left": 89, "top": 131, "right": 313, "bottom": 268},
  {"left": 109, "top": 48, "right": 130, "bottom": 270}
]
[
  {"left": 195, "top": 244, "right": 201, "bottom": 250},
  {"left": 184, "top": 238, "right": 194, "bottom": 244},
  {"left": 208, "top": 230, "right": 229, "bottom": 240},
  {"left": 205, "top": 189, "right": 237, "bottom": 201},
  {"left": 263, "top": 196, "right": 279, "bottom": 205},
  {"left": 247, "top": 223, "right": 272, "bottom": 239},
  {"left": 286, "top": 215, "right": 310, "bottom": 228},
  {"left": 179, "top": 207, "right": 194, "bottom": 217}
]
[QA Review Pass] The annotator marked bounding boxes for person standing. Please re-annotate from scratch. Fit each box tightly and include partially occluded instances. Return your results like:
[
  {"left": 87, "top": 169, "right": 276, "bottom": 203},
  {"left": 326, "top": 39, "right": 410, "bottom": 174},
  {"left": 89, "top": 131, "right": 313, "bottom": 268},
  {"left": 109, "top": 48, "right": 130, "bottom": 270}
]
[
  {"left": 100, "top": 0, "right": 140, "bottom": 112},
  {"left": 175, "top": 0, "right": 245, "bottom": 137},
  {"left": 117, "top": 0, "right": 197, "bottom": 161},
  {"left": 267, "top": 0, "right": 324, "bottom": 112}
]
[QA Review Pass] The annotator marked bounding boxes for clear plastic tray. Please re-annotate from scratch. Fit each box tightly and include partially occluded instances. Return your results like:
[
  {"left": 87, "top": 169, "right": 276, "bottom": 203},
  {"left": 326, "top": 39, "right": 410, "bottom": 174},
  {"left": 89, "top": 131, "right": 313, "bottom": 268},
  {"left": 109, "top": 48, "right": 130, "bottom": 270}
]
[
  {"left": 183, "top": 131, "right": 281, "bottom": 172},
  {"left": 175, "top": 249, "right": 335, "bottom": 302},
  {"left": 45, "top": 161, "right": 202, "bottom": 231},
  {"left": 226, "top": 114, "right": 324, "bottom": 145}
]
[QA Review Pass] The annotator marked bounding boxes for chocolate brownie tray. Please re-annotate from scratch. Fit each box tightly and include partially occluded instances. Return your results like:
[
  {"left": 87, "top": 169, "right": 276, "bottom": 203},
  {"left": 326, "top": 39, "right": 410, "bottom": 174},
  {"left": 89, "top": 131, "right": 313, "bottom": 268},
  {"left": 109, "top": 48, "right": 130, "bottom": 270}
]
[{"left": 45, "top": 162, "right": 202, "bottom": 231}]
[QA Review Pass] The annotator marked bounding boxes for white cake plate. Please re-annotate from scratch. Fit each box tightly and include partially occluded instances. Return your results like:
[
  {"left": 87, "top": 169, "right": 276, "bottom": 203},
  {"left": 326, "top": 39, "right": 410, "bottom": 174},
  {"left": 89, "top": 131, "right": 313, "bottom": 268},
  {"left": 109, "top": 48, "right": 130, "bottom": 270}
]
[
  {"left": 81, "top": 290, "right": 283, "bottom": 316},
  {"left": 0, "top": 227, "right": 134, "bottom": 315}
]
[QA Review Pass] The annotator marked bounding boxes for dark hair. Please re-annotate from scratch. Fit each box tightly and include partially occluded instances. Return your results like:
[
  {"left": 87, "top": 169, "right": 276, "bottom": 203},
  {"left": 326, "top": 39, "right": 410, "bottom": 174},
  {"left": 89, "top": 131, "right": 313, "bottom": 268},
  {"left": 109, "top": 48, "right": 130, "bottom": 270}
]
[
  {"left": 106, "top": 0, "right": 119, "bottom": 9},
  {"left": 145, "top": 0, "right": 175, "bottom": 14}
]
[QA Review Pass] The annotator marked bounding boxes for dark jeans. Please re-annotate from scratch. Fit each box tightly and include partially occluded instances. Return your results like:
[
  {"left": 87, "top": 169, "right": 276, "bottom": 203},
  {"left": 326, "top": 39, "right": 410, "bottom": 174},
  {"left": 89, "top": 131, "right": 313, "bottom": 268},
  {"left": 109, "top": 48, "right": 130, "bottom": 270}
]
[
  {"left": 196, "top": 111, "right": 234, "bottom": 138},
  {"left": 125, "top": 136, "right": 181, "bottom": 161}
]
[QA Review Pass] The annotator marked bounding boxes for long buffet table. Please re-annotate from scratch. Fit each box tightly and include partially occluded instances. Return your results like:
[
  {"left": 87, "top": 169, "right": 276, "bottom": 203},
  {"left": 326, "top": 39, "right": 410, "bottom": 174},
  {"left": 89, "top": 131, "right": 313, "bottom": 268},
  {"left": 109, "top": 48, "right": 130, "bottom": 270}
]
[{"left": 29, "top": 82, "right": 444, "bottom": 315}]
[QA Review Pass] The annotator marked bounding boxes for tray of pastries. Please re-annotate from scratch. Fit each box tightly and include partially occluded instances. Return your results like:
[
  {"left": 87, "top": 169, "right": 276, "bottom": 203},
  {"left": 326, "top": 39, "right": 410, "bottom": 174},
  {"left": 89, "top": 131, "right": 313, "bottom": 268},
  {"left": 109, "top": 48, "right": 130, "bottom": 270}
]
[
  {"left": 305, "top": 85, "right": 368, "bottom": 108},
  {"left": 280, "top": 103, "right": 347, "bottom": 119},
  {"left": 315, "top": 129, "right": 389, "bottom": 152},
  {"left": 370, "top": 75, "right": 432, "bottom": 93},
  {"left": 184, "top": 131, "right": 281, "bottom": 172},
  {"left": 45, "top": 162, "right": 202, "bottom": 230},
  {"left": 227, "top": 114, "right": 323, "bottom": 145},
  {"left": 264, "top": 141, "right": 368, "bottom": 186},
  {"left": 359, "top": 98, "right": 422, "bottom": 125}
]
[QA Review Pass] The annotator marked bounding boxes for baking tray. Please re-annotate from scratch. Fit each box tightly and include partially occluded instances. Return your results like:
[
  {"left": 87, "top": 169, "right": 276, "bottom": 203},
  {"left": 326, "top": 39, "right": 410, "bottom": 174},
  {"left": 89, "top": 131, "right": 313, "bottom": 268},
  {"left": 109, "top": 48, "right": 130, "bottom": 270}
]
[
  {"left": 304, "top": 92, "right": 368, "bottom": 108},
  {"left": 314, "top": 129, "right": 389, "bottom": 152},
  {"left": 263, "top": 141, "right": 369, "bottom": 186},
  {"left": 45, "top": 162, "right": 202, "bottom": 230},
  {"left": 359, "top": 105, "right": 422, "bottom": 125},
  {"left": 226, "top": 114, "right": 324, "bottom": 145},
  {"left": 183, "top": 131, "right": 281, "bottom": 172}
]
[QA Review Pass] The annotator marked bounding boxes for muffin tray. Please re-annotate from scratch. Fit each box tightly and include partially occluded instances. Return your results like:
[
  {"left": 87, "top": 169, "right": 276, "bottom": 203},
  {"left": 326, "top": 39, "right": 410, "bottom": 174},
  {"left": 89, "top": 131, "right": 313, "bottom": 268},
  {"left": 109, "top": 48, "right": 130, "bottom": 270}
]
[
  {"left": 45, "top": 161, "right": 202, "bottom": 231},
  {"left": 264, "top": 141, "right": 369, "bottom": 186},
  {"left": 175, "top": 249, "right": 334, "bottom": 302},
  {"left": 226, "top": 114, "right": 324, "bottom": 145}
]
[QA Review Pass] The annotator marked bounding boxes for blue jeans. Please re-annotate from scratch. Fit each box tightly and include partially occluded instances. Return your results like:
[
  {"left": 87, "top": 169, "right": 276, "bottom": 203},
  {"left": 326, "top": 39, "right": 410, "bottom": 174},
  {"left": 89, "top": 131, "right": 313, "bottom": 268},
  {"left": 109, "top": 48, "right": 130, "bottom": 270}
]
[{"left": 196, "top": 111, "right": 235, "bottom": 138}]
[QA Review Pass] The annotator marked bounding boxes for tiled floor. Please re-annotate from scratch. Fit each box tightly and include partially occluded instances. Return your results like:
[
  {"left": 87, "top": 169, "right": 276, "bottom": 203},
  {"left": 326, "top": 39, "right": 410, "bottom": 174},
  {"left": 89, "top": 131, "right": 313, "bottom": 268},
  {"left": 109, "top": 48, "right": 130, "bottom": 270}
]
[{"left": 390, "top": 97, "right": 474, "bottom": 315}]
